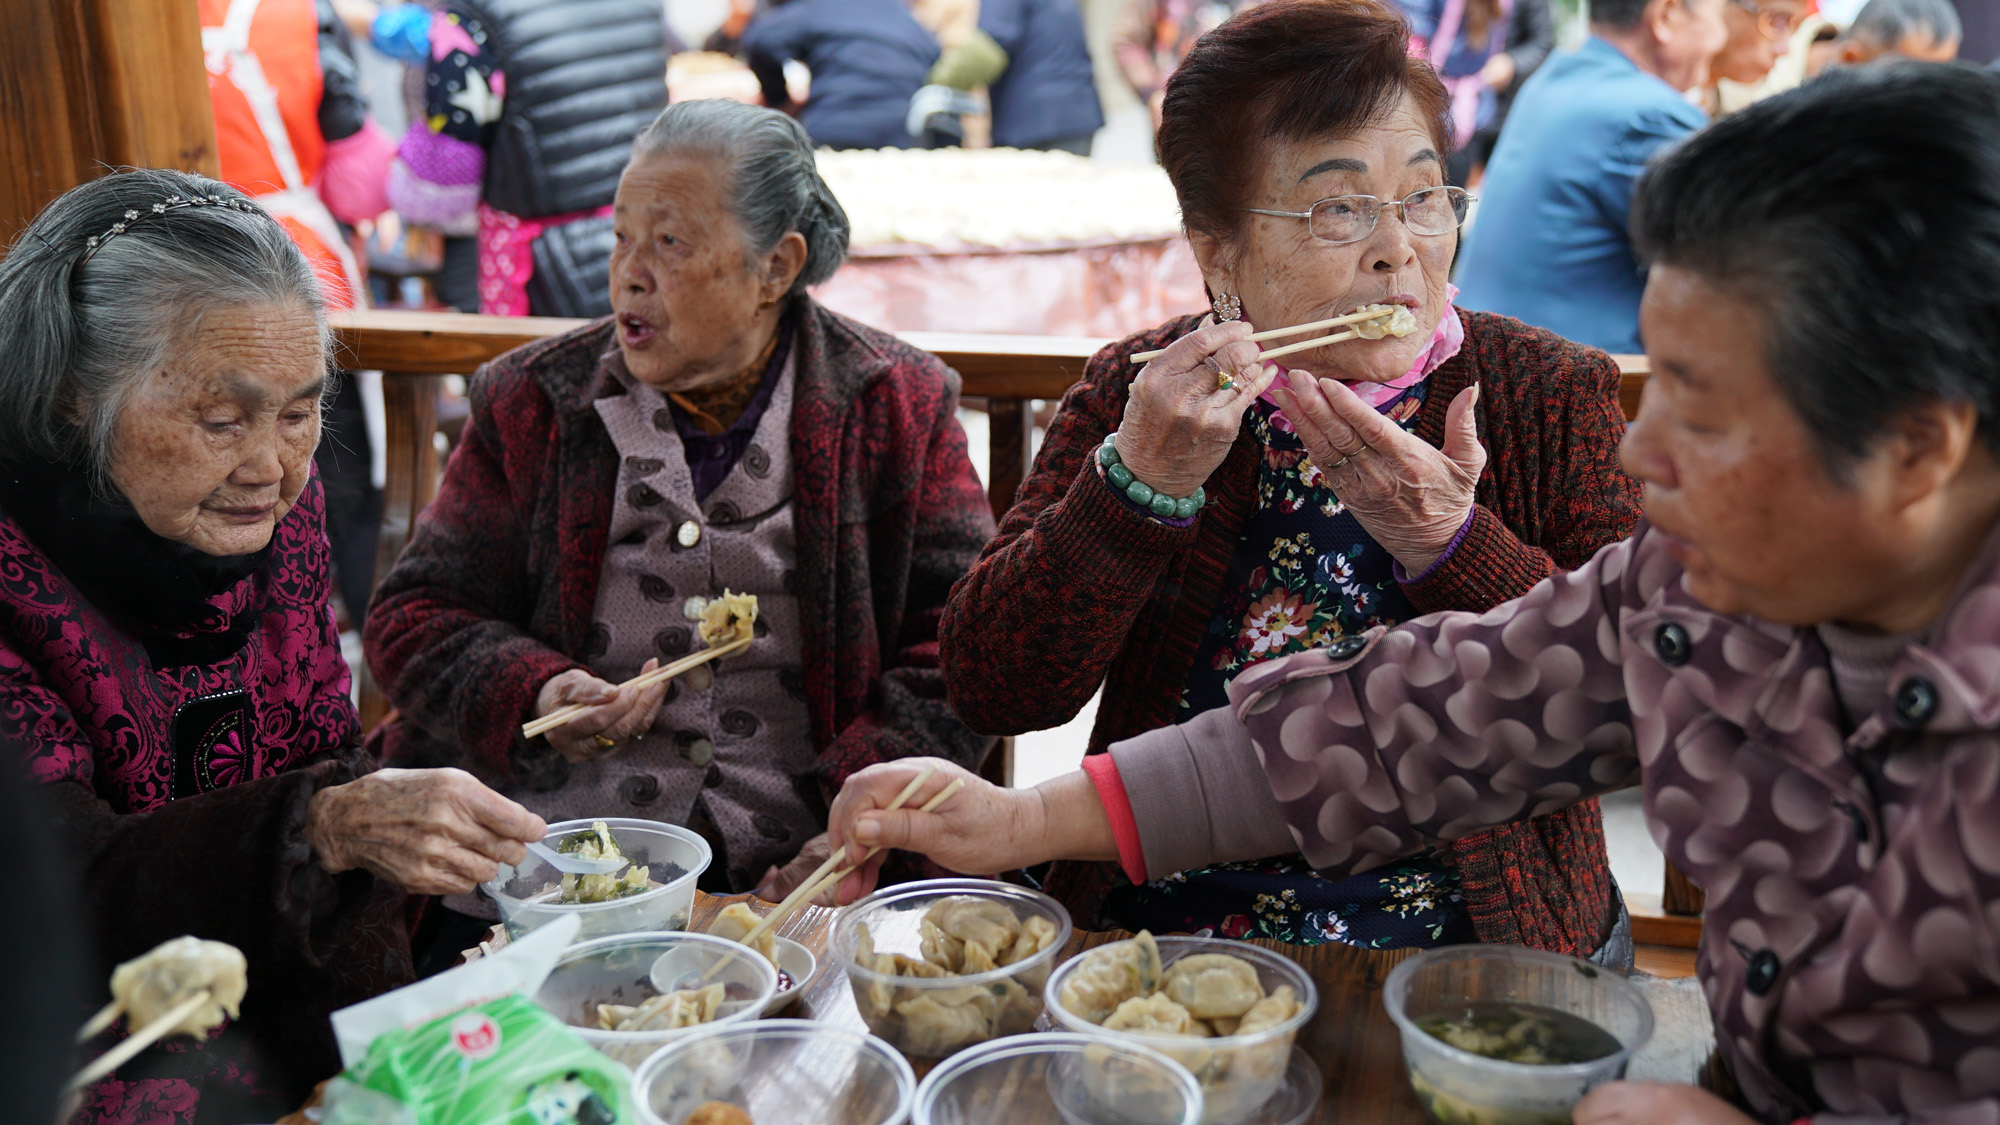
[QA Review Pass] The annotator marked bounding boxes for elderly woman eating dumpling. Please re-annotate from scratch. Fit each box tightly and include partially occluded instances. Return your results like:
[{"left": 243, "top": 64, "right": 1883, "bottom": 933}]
[{"left": 364, "top": 99, "right": 996, "bottom": 966}]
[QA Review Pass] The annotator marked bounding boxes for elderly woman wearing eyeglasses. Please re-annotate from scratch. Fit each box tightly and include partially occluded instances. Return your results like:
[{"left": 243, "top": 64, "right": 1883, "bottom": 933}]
[
  {"left": 940, "top": 0, "right": 1641, "bottom": 960},
  {"left": 1704, "top": 0, "right": 1808, "bottom": 114}
]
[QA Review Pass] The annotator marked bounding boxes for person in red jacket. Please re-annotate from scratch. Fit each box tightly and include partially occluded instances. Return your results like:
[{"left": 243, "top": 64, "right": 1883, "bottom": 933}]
[
  {"left": 939, "top": 0, "right": 1640, "bottom": 958},
  {"left": 364, "top": 102, "right": 995, "bottom": 967}
]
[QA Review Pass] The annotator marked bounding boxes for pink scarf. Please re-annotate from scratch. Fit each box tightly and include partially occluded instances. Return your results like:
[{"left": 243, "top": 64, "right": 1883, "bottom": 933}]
[{"left": 1261, "top": 288, "right": 1465, "bottom": 431}]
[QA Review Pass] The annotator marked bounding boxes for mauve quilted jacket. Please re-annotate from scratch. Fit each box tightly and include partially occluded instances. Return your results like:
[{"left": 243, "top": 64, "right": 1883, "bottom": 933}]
[{"left": 1225, "top": 521, "right": 2000, "bottom": 1124}]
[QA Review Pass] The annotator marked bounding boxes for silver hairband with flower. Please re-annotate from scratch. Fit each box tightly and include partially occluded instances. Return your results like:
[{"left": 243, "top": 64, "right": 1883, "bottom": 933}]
[{"left": 77, "top": 193, "right": 262, "bottom": 266}]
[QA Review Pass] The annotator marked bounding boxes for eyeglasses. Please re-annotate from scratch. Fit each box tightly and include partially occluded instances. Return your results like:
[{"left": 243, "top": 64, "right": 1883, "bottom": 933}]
[
  {"left": 1730, "top": 0, "right": 1797, "bottom": 42},
  {"left": 1241, "top": 186, "right": 1474, "bottom": 245}
]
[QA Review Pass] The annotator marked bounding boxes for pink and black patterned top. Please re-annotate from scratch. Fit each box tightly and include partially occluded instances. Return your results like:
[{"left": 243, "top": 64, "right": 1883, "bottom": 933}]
[{"left": 0, "top": 468, "right": 411, "bottom": 1124}]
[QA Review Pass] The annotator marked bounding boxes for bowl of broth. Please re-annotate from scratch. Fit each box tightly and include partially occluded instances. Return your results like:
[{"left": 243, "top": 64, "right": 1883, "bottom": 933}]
[{"left": 1383, "top": 946, "right": 1653, "bottom": 1125}]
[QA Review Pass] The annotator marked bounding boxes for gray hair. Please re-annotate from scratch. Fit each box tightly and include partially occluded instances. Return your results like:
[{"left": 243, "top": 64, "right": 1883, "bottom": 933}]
[
  {"left": 0, "top": 168, "right": 329, "bottom": 486},
  {"left": 1846, "top": 0, "right": 1961, "bottom": 50},
  {"left": 632, "top": 100, "right": 851, "bottom": 293}
]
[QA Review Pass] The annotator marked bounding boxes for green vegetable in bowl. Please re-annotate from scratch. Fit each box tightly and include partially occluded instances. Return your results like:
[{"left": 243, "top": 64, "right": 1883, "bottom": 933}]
[{"left": 553, "top": 821, "right": 654, "bottom": 904}]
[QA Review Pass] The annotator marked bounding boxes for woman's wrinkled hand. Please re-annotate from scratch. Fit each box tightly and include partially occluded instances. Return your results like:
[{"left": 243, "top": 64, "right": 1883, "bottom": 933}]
[
  {"left": 1570, "top": 1082, "right": 1759, "bottom": 1125},
  {"left": 754, "top": 832, "right": 837, "bottom": 906},
  {"left": 305, "top": 768, "right": 547, "bottom": 896},
  {"left": 533, "top": 661, "right": 669, "bottom": 763},
  {"left": 1272, "top": 375, "right": 1485, "bottom": 574},
  {"left": 824, "top": 759, "right": 1039, "bottom": 904},
  {"left": 1116, "top": 316, "right": 1283, "bottom": 500}
]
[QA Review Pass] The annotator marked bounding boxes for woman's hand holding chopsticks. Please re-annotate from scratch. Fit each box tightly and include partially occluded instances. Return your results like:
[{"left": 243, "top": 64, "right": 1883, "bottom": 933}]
[
  {"left": 824, "top": 758, "right": 1119, "bottom": 904},
  {"left": 531, "top": 661, "right": 671, "bottom": 763},
  {"left": 1117, "top": 315, "right": 1282, "bottom": 501}
]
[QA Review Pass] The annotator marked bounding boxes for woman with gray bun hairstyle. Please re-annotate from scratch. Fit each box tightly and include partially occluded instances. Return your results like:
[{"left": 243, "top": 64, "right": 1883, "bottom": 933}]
[
  {"left": 0, "top": 168, "right": 548, "bottom": 1124},
  {"left": 366, "top": 100, "right": 997, "bottom": 961}
]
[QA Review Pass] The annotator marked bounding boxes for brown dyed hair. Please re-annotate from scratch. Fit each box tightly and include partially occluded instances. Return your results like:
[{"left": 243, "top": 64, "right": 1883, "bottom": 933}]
[{"left": 1158, "top": 0, "right": 1453, "bottom": 248}]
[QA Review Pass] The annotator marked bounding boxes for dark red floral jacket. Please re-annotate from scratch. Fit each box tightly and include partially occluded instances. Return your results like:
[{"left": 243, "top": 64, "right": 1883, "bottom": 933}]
[
  {"left": 941, "top": 309, "right": 1640, "bottom": 951},
  {"left": 0, "top": 478, "right": 410, "bottom": 1124},
  {"left": 365, "top": 299, "right": 996, "bottom": 808}
]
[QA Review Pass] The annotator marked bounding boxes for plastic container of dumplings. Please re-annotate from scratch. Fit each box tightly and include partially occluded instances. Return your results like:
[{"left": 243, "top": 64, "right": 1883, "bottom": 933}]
[
  {"left": 632, "top": 1020, "right": 917, "bottom": 1125},
  {"left": 532, "top": 931, "right": 776, "bottom": 1068},
  {"left": 1383, "top": 945, "right": 1653, "bottom": 1125},
  {"left": 1044, "top": 937, "right": 1317, "bottom": 1125},
  {"left": 914, "top": 1032, "right": 1204, "bottom": 1125},
  {"left": 831, "top": 878, "right": 1073, "bottom": 1058},
  {"left": 486, "top": 817, "right": 710, "bottom": 941}
]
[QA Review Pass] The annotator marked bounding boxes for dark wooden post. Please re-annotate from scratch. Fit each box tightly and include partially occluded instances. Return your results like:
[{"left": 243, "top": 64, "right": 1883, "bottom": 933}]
[{"left": 1, "top": 0, "right": 217, "bottom": 244}]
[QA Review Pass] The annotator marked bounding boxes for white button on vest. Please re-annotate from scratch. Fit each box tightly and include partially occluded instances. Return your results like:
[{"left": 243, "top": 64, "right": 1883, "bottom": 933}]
[{"left": 676, "top": 520, "right": 702, "bottom": 548}]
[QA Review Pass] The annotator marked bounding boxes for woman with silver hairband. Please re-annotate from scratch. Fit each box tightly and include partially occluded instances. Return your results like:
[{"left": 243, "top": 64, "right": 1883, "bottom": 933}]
[
  {"left": 0, "top": 168, "right": 547, "bottom": 1123},
  {"left": 940, "top": 0, "right": 1641, "bottom": 959}
]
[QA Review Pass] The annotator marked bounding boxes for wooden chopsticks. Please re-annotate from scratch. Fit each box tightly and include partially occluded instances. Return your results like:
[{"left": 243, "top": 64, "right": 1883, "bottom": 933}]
[
  {"left": 65, "top": 990, "right": 212, "bottom": 1095},
  {"left": 717, "top": 767, "right": 966, "bottom": 967},
  {"left": 520, "top": 634, "right": 754, "bottom": 740},
  {"left": 1128, "top": 305, "right": 1397, "bottom": 364}
]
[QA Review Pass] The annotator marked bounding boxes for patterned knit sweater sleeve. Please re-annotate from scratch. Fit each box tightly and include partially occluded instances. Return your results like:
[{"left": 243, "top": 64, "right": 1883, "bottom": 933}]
[
  {"left": 939, "top": 318, "right": 1203, "bottom": 735},
  {"left": 1401, "top": 311, "right": 1641, "bottom": 615},
  {"left": 365, "top": 351, "right": 586, "bottom": 781}
]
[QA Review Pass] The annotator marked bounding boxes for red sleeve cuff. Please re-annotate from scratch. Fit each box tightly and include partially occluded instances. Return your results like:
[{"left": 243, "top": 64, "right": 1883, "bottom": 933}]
[{"left": 1081, "top": 754, "right": 1148, "bottom": 885}]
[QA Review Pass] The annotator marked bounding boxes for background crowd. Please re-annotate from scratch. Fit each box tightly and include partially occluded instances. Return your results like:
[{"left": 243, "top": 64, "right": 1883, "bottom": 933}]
[{"left": 3, "top": 0, "right": 1996, "bottom": 1122}]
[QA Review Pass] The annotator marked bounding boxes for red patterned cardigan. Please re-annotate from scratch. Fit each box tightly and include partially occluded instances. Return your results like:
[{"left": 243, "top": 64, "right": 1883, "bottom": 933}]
[
  {"left": 366, "top": 300, "right": 997, "bottom": 833},
  {"left": 941, "top": 309, "right": 1641, "bottom": 953}
]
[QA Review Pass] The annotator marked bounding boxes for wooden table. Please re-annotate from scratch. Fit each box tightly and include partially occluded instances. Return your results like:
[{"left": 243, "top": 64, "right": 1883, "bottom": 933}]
[{"left": 691, "top": 892, "right": 1715, "bottom": 1124}]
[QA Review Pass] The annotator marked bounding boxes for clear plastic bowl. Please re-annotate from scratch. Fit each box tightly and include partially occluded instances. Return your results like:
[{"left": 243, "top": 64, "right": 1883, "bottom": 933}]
[
  {"left": 831, "top": 878, "right": 1073, "bottom": 1058},
  {"left": 1383, "top": 945, "right": 1655, "bottom": 1125},
  {"left": 914, "top": 1032, "right": 1205, "bottom": 1125},
  {"left": 533, "top": 931, "right": 777, "bottom": 1069},
  {"left": 487, "top": 817, "right": 710, "bottom": 940},
  {"left": 631, "top": 1019, "right": 916, "bottom": 1125},
  {"left": 1043, "top": 937, "right": 1317, "bottom": 1125}
]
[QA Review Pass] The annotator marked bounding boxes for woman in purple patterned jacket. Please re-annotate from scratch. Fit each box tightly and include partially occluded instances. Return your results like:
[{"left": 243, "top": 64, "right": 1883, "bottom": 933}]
[
  {"left": 828, "top": 65, "right": 2000, "bottom": 1125},
  {"left": 0, "top": 169, "right": 546, "bottom": 1124}
]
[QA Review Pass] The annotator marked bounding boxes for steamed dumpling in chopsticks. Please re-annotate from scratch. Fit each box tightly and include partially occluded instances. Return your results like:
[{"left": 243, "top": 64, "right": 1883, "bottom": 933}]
[
  {"left": 708, "top": 901, "right": 778, "bottom": 966},
  {"left": 697, "top": 590, "right": 759, "bottom": 647},
  {"left": 1352, "top": 303, "right": 1419, "bottom": 339},
  {"left": 107, "top": 936, "right": 248, "bottom": 1039}
]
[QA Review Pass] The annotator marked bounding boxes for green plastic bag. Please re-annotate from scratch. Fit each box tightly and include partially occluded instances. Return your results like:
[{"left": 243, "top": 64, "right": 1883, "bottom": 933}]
[{"left": 328, "top": 993, "right": 633, "bottom": 1125}]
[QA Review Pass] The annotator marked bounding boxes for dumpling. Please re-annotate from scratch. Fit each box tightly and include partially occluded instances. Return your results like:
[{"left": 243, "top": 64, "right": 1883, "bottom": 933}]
[
  {"left": 919, "top": 918, "right": 965, "bottom": 972},
  {"left": 107, "top": 936, "right": 248, "bottom": 1040},
  {"left": 1353, "top": 303, "right": 1419, "bottom": 339},
  {"left": 611, "top": 982, "right": 726, "bottom": 1030},
  {"left": 1159, "top": 953, "right": 1264, "bottom": 1020},
  {"left": 698, "top": 590, "right": 759, "bottom": 647},
  {"left": 1234, "top": 984, "right": 1301, "bottom": 1037},
  {"left": 894, "top": 991, "right": 990, "bottom": 1056},
  {"left": 923, "top": 896, "right": 1020, "bottom": 957},
  {"left": 708, "top": 902, "right": 777, "bottom": 966},
  {"left": 989, "top": 975, "right": 1042, "bottom": 1038},
  {"left": 1058, "top": 931, "right": 1163, "bottom": 1024},
  {"left": 1103, "top": 993, "right": 1210, "bottom": 1038},
  {"left": 1208, "top": 1016, "right": 1241, "bottom": 1037},
  {"left": 1000, "top": 914, "right": 1058, "bottom": 967},
  {"left": 960, "top": 937, "right": 1000, "bottom": 975}
]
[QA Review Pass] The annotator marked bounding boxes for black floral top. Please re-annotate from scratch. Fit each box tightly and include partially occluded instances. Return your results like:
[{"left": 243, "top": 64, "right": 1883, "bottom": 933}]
[{"left": 1104, "top": 385, "right": 1476, "bottom": 948}]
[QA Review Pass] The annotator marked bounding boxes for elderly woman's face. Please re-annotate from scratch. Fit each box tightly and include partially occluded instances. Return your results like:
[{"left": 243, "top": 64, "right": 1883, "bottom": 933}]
[
  {"left": 609, "top": 152, "right": 803, "bottom": 391},
  {"left": 1210, "top": 94, "right": 1455, "bottom": 385},
  {"left": 107, "top": 304, "right": 325, "bottom": 557},
  {"left": 1621, "top": 267, "right": 1945, "bottom": 628}
]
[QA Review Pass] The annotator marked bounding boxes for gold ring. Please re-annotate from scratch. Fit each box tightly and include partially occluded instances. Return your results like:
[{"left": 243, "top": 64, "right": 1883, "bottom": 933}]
[
  {"left": 1216, "top": 370, "right": 1236, "bottom": 392},
  {"left": 594, "top": 734, "right": 618, "bottom": 750}
]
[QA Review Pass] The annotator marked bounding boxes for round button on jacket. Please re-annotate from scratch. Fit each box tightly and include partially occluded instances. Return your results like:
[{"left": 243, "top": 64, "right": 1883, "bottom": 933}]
[
  {"left": 1654, "top": 623, "right": 1692, "bottom": 667},
  {"left": 1745, "top": 949, "right": 1780, "bottom": 996},
  {"left": 675, "top": 520, "right": 702, "bottom": 548},
  {"left": 1325, "top": 635, "right": 1368, "bottom": 662},
  {"left": 1893, "top": 677, "right": 1938, "bottom": 729}
]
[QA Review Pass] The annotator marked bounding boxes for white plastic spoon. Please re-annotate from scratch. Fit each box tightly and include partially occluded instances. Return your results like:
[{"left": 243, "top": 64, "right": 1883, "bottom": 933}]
[{"left": 525, "top": 839, "right": 628, "bottom": 876}]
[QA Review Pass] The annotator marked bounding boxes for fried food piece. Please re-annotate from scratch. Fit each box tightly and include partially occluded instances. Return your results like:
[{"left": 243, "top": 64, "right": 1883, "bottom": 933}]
[{"left": 685, "top": 1102, "right": 755, "bottom": 1125}]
